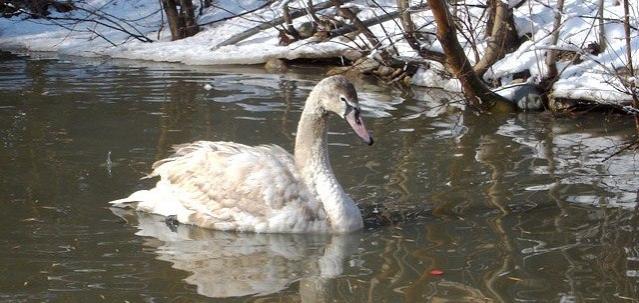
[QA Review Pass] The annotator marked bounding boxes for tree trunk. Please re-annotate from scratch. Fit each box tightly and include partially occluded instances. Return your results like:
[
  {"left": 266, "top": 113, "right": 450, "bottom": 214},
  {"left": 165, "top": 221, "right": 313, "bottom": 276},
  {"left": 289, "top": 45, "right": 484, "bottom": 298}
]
[
  {"left": 179, "top": 0, "right": 199, "bottom": 37},
  {"left": 427, "top": 0, "right": 514, "bottom": 112},
  {"left": 623, "top": 0, "right": 639, "bottom": 132},
  {"left": 331, "top": 0, "right": 379, "bottom": 48},
  {"left": 27, "top": 0, "right": 49, "bottom": 17},
  {"left": 162, "top": 0, "right": 183, "bottom": 40},
  {"left": 282, "top": 2, "right": 301, "bottom": 39},
  {"left": 305, "top": 0, "right": 322, "bottom": 24},
  {"left": 485, "top": 1, "right": 495, "bottom": 39},
  {"left": 473, "top": 0, "right": 518, "bottom": 78},
  {"left": 544, "top": 0, "right": 565, "bottom": 85},
  {"left": 597, "top": 0, "right": 606, "bottom": 52},
  {"left": 331, "top": 0, "right": 393, "bottom": 64},
  {"left": 162, "top": 0, "right": 199, "bottom": 40},
  {"left": 398, "top": 0, "right": 416, "bottom": 43},
  {"left": 397, "top": 0, "right": 445, "bottom": 63}
]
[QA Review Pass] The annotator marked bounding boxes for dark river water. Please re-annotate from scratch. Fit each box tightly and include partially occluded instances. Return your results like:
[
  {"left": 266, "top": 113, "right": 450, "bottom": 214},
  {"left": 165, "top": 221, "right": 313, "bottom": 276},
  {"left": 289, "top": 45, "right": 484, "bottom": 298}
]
[{"left": 0, "top": 53, "right": 638, "bottom": 302}]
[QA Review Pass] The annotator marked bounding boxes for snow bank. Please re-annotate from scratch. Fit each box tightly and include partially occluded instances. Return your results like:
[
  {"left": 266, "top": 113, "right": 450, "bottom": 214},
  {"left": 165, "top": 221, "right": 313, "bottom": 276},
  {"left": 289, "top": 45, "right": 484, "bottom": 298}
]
[
  {"left": 0, "top": 0, "right": 351, "bottom": 64},
  {"left": 0, "top": 0, "right": 443, "bottom": 65},
  {"left": 488, "top": 0, "right": 638, "bottom": 103},
  {"left": 0, "top": 0, "right": 636, "bottom": 104}
]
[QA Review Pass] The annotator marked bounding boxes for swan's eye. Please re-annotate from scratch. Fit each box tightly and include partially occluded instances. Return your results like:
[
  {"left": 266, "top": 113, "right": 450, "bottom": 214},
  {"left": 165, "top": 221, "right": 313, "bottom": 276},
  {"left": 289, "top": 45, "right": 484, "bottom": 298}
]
[{"left": 340, "top": 96, "right": 347, "bottom": 103}]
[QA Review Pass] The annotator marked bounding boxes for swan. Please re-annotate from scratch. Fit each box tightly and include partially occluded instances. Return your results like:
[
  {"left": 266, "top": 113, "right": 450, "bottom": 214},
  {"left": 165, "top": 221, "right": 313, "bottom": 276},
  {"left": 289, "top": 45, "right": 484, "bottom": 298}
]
[{"left": 110, "top": 75, "right": 374, "bottom": 233}]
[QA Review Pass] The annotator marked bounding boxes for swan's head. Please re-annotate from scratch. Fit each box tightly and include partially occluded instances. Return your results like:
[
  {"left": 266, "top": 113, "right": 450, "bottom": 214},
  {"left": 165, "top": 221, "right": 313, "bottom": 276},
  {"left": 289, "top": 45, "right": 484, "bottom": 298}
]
[{"left": 315, "top": 75, "right": 374, "bottom": 145}]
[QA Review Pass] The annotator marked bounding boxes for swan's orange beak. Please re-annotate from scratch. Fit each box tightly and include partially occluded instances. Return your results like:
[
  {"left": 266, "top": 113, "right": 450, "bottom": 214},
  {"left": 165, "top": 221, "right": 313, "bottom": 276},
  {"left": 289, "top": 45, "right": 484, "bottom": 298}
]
[{"left": 345, "top": 108, "right": 374, "bottom": 145}]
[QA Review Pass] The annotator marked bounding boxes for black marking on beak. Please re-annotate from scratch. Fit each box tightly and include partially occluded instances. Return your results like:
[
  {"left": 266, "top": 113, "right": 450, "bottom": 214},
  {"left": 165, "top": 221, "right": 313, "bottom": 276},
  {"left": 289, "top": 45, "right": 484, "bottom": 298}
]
[
  {"left": 343, "top": 103, "right": 362, "bottom": 124},
  {"left": 344, "top": 104, "right": 353, "bottom": 118},
  {"left": 353, "top": 108, "right": 362, "bottom": 124}
]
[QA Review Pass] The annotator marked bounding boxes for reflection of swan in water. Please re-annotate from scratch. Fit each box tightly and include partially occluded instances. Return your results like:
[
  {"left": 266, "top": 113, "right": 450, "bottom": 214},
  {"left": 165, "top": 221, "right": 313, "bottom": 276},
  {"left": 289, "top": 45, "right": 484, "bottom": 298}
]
[{"left": 111, "top": 208, "right": 360, "bottom": 299}]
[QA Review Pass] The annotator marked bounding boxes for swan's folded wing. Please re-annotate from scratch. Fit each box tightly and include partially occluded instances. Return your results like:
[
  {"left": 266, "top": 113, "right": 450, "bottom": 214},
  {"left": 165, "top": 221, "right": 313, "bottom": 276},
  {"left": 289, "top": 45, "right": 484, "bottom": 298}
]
[{"left": 146, "top": 141, "right": 322, "bottom": 232}]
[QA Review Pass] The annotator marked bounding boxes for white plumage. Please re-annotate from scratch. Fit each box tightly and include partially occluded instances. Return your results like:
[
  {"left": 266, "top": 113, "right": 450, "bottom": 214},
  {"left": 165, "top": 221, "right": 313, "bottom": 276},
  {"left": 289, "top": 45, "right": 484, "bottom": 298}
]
[{"left": 110, "top": 75, "right": 373, "bottom": 233}]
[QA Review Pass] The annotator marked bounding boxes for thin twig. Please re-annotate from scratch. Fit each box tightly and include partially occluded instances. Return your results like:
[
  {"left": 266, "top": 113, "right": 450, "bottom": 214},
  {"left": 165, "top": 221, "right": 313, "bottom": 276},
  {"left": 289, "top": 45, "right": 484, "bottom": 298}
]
[
  {"left": 601, "top": 139, "right": 639, "bottom": 162},
  {"left": 19, "top": 9, "right": 153, "bottom": 43},
  {"left": 198, "top": 1, "right": 273, "bottom": 26}
]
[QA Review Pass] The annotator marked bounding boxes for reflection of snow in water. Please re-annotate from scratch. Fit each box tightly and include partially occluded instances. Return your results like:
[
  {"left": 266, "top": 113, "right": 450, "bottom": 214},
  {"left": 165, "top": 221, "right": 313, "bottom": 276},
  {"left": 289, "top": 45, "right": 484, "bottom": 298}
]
[
  {"left": 203, "top": 74, "right": 409, "bottom": 118},
  {"left": 496, "top": 117, "right": 638, "bottom": 208},
  {"left": 111, "top": 208, "right": 359, "bottom": 298}
]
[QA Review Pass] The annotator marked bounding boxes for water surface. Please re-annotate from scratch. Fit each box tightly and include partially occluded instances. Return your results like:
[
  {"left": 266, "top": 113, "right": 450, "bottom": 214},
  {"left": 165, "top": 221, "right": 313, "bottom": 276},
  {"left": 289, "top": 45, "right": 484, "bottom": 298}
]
[{"left": 0, "top": 53, "right": 638, "bottom": 302}]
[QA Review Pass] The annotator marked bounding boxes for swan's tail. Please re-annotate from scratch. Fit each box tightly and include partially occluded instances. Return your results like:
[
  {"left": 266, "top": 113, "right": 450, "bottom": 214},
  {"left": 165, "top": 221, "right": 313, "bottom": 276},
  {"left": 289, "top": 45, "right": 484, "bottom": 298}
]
[
  {"left": 109, "top": 189, "right": 154, "bottom": 208},
  {"left": 109, "top": 181, "right": 189, "bottom": 219}
]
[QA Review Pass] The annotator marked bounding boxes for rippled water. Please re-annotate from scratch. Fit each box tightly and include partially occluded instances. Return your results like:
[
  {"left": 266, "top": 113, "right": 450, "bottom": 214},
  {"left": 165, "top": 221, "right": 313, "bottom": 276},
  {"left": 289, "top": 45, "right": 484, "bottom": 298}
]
[{"left": 0, "top": 52, "right": 638, "bottom": 302}]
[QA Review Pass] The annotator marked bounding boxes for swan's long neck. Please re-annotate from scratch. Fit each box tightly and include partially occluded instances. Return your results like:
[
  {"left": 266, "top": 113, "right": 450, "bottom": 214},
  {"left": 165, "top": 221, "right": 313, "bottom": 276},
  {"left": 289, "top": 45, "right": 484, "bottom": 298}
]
[{"left": 294, "top": 92, "right": 363, "bottom": 233}]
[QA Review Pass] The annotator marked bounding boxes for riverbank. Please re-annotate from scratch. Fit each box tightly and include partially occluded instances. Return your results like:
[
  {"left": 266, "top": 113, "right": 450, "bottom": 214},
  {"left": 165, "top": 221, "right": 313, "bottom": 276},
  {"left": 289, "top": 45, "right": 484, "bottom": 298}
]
[{"left": 1, "top": 0, "right": 638, "bottom": 112}]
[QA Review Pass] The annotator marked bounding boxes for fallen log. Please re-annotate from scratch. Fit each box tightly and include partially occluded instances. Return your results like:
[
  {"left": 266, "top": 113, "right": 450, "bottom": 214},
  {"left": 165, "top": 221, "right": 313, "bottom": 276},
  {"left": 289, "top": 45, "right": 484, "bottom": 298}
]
[
  {"left": 330, "top": 4, "right": 428, "bottom": 37},
  {"left": 329, "top": 3, "right": 444, "bottom": 62},
  {"left": 211, "top": 0, "right": 354, "bottom": 50}
]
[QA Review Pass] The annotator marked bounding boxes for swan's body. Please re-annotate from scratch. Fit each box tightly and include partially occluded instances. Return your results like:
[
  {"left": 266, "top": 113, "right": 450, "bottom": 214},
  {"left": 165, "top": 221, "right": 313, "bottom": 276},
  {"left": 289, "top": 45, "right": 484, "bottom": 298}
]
[{"left": 110, "top": 76, "right": 373, "bottom": 233}]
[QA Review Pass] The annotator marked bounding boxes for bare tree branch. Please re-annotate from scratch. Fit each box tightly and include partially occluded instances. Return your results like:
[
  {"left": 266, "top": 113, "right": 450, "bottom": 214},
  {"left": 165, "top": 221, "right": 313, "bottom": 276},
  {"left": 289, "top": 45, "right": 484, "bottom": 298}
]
[
  {"left": 17, "top": 8, "right": 154, "bottom": 43},
  {"left": 212, "top": 0, "right": 355, "bottom": 50}
]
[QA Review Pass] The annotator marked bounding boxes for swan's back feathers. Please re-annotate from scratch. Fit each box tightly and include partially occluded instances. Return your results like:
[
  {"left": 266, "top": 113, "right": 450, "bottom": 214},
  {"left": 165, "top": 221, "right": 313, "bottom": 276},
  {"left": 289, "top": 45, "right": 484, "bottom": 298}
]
[{"left": 111, "top": 141, "right": 328, "bottom": 233}]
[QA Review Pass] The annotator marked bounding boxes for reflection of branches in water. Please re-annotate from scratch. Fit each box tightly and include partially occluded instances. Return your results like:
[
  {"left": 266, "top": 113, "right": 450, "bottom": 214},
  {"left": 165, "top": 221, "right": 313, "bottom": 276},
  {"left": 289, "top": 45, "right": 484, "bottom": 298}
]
[
  {"left": 510, "top": 117, "right": 636, "bottom": 301},
  {"left": 277, "top": 77, "right": 296, "bottom": 141},
  {"left": 517, "top": 181, "right": 639, "bottom": 300},
  {"left": 371, "top": 218, "right": 497, "bottom": 301},
  {"left": 383, "top": 117, "right": 421, "bottom": 204},
  {"left": 365, "top": 237, "right": 407, "bottom": 302},
  {"left": 601, "top": 136, "right": 639, "bottom": 162},
  {"left": 475, "top": 134, "right": 515, "bottom": 302},
  {"left": 596, "top": 206, "right": 639, "bottom": 300},
  {"left": 155, "top": 80, "right": 199, "bottom": 160},
  {"left": 429, "top": 111, "right": 474, "bottom": 218},
  {"left": 4, "top": 59, "right": 82, "bottom": 218},
  {"left": 404, "top": 224, "right": 445, "bottom": 301}
]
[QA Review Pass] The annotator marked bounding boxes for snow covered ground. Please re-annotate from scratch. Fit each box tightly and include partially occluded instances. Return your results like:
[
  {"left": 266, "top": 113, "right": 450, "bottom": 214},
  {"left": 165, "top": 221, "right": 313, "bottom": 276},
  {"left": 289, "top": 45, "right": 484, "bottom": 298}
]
[
  {"left": 0, "top": 0, "right": 637, "bottom": 104},
  {"left": 490, "top": 0, "right": 639, "bottom": 103},
  {"left": 0, "top": 0, "right": 356, "bottom": 64}
]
